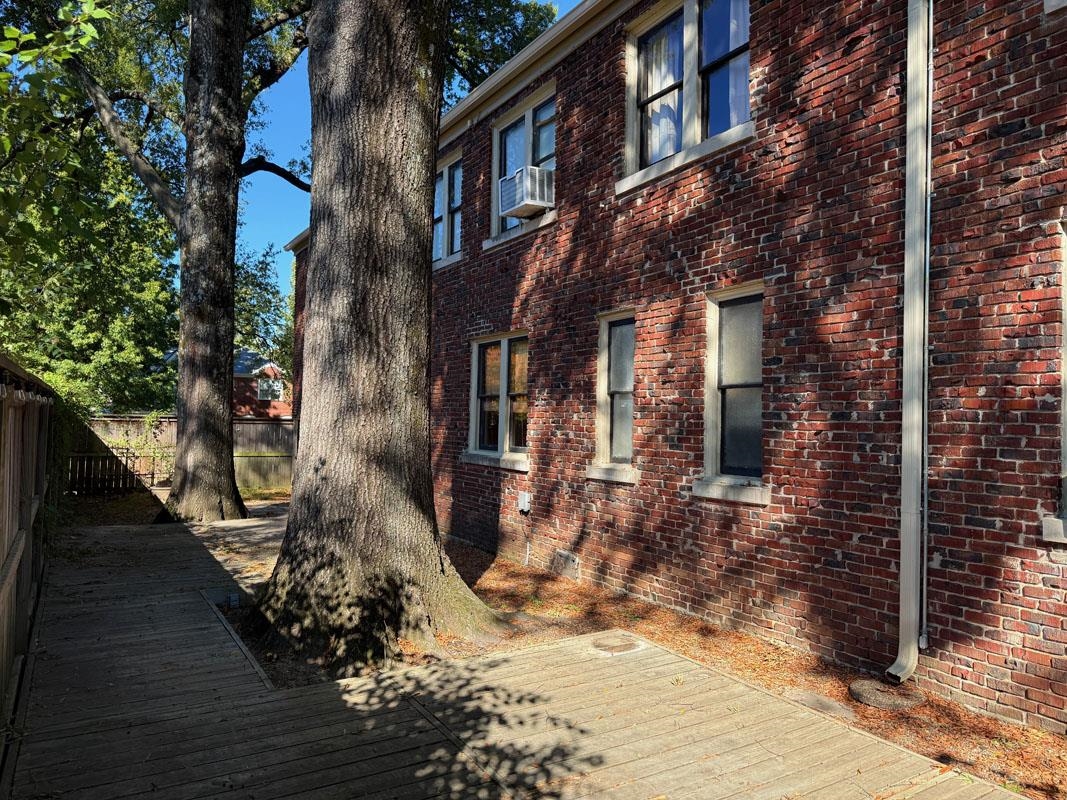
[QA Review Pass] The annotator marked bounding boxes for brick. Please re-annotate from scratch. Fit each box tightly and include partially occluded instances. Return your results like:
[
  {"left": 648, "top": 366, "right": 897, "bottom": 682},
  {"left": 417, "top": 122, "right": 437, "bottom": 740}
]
[{"left": 291, "top": 0, "right": 1066, "bottom": 736}]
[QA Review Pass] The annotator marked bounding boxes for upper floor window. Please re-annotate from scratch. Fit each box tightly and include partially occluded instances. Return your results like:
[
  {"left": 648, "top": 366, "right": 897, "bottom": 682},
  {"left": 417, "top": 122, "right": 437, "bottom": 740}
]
[
  {"left": 701, "top": 0, "right": 751, "bottom": 139},
  {"left": 625, "top": 0, "right": 751, "bottom": 178},
  {"left": 433, "top": 156, "right": 462, "bottom": 262},
  {"left": 257, "top": 379, "right": 283, "bottom": 401},
  {"left": 492, "top": 87, "right": 556, "bottom": 236},
  {"left": 638, "top": 14, "right": 684, "bottom": 167}
]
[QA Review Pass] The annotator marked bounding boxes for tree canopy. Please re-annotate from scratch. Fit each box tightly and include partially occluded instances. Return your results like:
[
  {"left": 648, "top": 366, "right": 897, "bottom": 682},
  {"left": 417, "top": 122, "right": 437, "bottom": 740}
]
[{"left": 448, "top": 0, "right": 557, "bottom": 106}]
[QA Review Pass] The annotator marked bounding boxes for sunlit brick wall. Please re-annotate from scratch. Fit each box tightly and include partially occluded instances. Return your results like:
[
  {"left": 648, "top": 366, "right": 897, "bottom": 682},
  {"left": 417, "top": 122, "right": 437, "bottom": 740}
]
[{"left": 426, "top": 0, "right": 1066, "bottom": 732}]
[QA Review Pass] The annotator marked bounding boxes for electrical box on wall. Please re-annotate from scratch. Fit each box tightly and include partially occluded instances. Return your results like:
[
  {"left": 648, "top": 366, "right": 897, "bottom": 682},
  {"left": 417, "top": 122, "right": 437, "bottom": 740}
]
[
  {"left": 1042, "top": 516, "right": 1067, "bottom": 544},
  {"left": 517, "top": 491, "right": 532, "bottom": 514}
]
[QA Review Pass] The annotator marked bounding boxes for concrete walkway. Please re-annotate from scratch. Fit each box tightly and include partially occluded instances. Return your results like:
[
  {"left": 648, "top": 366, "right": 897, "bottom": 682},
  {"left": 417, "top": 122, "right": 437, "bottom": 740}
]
[{"left": 4, "top": 521, "right": 1019, "bottom": 799}]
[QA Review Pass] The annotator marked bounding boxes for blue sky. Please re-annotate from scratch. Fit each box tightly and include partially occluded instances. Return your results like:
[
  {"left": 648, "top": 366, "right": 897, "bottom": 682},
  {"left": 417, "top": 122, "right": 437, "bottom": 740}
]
[{"left": 239, "top": 1, "right": 581, "bottom": 295}]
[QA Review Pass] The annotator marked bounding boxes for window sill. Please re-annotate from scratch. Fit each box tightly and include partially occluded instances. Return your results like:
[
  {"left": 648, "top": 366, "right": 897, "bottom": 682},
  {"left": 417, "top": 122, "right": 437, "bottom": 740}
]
[
  {"left": 1041, "top": 516, "right": 1067, "bottom": 544},
  {"left": 615, "top": 121, "right": 756, "bottom": 197},
  {"left": 482, "top": 210, "right": 558, "bottom": 252},
  {"left": 459, "top": 450, "right": 530, "bottom": 473},
  {"left": 585, "top": 463, "right": 640, "bottom": 485},
  {"left": 1046, "top": 0, "right": 1066, "bottom": 14},
  {"left": 692, "top": 475, "right": 770, "bottom": 506},
  {"left": 432, "top": 251, "right": 464, "bottom": 271}
]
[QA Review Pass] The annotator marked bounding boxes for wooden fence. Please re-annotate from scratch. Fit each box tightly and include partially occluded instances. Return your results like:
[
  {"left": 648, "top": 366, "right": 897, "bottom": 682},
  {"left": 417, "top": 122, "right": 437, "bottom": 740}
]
[
  {"left": 0, "top": 354, "right": 53, "bottom": 742},
  {"left": 68, "top": 416, "right": 293, "bottom": 494}
]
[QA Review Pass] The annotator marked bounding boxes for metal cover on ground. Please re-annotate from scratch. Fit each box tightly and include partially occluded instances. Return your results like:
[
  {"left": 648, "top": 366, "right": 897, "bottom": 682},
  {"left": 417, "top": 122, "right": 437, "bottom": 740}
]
[{"left": 591, "top": 633, "right": 641, "bottom": 654}]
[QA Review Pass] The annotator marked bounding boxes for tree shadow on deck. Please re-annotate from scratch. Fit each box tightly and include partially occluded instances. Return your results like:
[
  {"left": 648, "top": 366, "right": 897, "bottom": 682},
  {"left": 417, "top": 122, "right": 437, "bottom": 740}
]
[{"left": 14, "top": 518, "right": 605, "bottom": 799}]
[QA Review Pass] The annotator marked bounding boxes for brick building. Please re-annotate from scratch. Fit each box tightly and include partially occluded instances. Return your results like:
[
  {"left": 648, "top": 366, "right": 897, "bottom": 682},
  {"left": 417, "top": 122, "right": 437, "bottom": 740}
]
[
  {"left": 232, "top": 349, "right": 292, "bottom": 420},
  {"left": 287, "top": 0, "right": 1067, "bottom": 732}
]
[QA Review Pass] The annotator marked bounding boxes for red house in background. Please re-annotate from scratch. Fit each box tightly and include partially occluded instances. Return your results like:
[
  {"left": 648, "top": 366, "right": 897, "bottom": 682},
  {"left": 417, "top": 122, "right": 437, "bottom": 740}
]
[{"left": 232, "top": 348, "right": 292, "bottom": 420}]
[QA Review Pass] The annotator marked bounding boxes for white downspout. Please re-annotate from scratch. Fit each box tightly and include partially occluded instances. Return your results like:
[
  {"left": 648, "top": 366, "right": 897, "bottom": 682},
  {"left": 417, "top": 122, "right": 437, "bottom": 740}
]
[{"left": 887, "top": 0, "right": 933, "bottom": 684}]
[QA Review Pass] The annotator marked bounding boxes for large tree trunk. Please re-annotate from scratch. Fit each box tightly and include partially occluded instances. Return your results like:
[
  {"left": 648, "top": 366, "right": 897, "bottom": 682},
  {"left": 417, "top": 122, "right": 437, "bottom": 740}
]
[
  {"left": 165, "top": 0, "right": 251, "bottom": 523},
  {"left": 260, "top": 0, "right": 500, "bottom": 669}
]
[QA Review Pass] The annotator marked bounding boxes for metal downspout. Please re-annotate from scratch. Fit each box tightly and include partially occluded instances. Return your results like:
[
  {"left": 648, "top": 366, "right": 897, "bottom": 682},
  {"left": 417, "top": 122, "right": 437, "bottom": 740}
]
[{"left": 886, "top": 0, "right": 933, "bottom": 685}]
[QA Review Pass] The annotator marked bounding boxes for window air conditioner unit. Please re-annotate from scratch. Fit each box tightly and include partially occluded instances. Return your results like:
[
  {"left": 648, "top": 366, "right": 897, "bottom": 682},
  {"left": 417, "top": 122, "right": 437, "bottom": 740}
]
[{"left": 499, "top": 166, "right": 555, "bottom": 218}]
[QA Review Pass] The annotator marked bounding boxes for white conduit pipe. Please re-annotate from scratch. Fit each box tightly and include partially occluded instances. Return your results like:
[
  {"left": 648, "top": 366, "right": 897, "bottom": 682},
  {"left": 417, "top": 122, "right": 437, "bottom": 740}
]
[{"left": 887, "top": 0, "right": 933, "bottom": 684}]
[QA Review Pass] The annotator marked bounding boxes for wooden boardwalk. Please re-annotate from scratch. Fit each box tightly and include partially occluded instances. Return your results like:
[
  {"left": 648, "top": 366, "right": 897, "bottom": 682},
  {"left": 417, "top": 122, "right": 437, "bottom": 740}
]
[{"left": 5, "top": 522, "right": 1019, "bottom": 799}]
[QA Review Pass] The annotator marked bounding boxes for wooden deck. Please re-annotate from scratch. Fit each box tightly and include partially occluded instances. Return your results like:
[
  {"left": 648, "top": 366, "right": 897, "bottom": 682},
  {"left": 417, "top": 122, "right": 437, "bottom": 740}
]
[{"left": 5, "top": 521, "right": 1019, "bottom": 800}]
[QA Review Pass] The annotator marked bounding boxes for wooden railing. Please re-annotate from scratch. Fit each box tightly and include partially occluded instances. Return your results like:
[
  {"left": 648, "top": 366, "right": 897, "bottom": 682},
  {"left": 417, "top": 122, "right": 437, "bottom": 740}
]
[{"left": 0, "top": 355, "right": 53, "bottom": 728}]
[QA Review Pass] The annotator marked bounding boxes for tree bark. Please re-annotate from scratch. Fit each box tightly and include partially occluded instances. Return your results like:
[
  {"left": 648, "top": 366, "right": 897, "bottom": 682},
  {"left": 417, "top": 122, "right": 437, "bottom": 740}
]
[
  {"left": 165, "top": 0, "right": 251, "bottom": 523},
  {"left": 259, "top": 0, "right": 501, "bottom": 669}
]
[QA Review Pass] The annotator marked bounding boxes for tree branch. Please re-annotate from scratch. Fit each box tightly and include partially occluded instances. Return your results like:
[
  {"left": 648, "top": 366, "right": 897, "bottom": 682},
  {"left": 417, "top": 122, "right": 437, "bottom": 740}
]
[
  {"left": 239, "top": 156, "right": 310, "bottom": 192},
  {"left": 447, "top": 52, "right": 480, "bottom": 92},
  {"left": 111, "top": 89, "right": 183, "bottom": 132},
  {"left": 247, "top": 29, "right": 308, "bottom": 99},
  {"left": 246, "top": 0, "right": 313, "bottom": 42},
  {"left": 64, "top": 56, "right": 182, "bottom": 230}
]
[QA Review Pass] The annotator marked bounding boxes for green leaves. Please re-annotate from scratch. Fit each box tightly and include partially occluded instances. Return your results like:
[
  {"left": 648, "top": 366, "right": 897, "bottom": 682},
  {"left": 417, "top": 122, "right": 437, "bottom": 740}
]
[
  {"left": 446, "top": 1, "right": 557, "bottom": 107},
  {"left": 0, "top": 147, "right": 179, "bottom": 414},
  {"left": 0, "top": 3, "right": 116, "bottom": 287}
]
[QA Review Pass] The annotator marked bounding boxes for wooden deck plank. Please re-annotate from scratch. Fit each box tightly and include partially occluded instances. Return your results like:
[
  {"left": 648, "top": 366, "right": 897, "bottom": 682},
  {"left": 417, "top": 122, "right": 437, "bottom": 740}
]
[
  {"left": 408, "top": 652, "right": 708, "bottom": 721},
  {"left": 906, "top": 778, "right": 1005, "bottom": 799},
  {"left": 207, "top": 746, "right": 498, "bottom": 800},
  {"left": 18, "top": 704, "right": 426, "bottom": 778},
  {"left": 559, "top": 713, "right": 837, "bottom": 799},
  {"left": 429, "top": 668, "right": 728, "bottom": 745},
  {"left": 8, "top": 522, "right": 1023, "bottom": 800},
  {"left": 118, "top": 736, "right": 467, "bottom": 800},
  {"left": 17, "top": 676, "right": 403, "bottom": 746},
  {"left": 803, "top": 759, "right": 941, "bottom": 799},
  {"left": 21, "top": 712, "right": 442, "bottom": 796}
]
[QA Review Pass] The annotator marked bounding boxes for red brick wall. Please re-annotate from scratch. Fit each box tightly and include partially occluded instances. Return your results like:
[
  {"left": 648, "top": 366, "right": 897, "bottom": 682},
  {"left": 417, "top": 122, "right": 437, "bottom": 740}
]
[
  {"left": 918, "top": 0, "right": 1067, "bottom": 731},
  {"left": 424, "top": 0, "right": 1067, "bottom": 734},
  {"left": 233, "top": 365, "right": 293, "bottom": 419}
]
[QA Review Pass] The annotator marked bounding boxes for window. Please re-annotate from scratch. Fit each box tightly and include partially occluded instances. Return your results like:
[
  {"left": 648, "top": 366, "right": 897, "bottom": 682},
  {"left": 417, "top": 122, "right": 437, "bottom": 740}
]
[
  {"left": 476, "top": 341, "right": 501, "bottom": 450},
  {"left": 607, "top": 319, "right": 635, "bottom": 462},
  {"left": 508, "top": 337, "right": 529, "bottom": 451},
  {"left": 433, "top": 157, "right": 462, "bottom": 262},
  {"left": 622, "top": 0, "right": 752, "bottom": 185},
  {"left": 532, "top": 98, "right": 557, "bottom": 170},
  {"left": 717, "top": 295, "right": 761, "bottom": 476},
  {"left": 588, "top": 312, "right": 639, "bottom": 484},
  {"left": 695, "top": 282, "right": 768, "bottom": 505},
  {"left": 491, "top": 88, "right": 556, "bottom": 236},
  {"left": 465, "top": 333, "right": 530, "bottom": 470},
  {"left": 499, "top": 119, "right": 526, "bottom": 232},
  {"left": 700, "top": 0, "right": 751, "bottom": 139},
  {"left": 257, "top": 379, "right": 283, "bottom": 401},
  {"left": 638, "top": 14, "right": 684, "bottom": 167}
]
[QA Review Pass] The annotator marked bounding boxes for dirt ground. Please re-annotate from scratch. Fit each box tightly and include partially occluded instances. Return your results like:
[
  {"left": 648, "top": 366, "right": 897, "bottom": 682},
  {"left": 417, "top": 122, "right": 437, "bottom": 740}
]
[{"left": 62, "top": 493, "right": 1066, "bottom": 799}]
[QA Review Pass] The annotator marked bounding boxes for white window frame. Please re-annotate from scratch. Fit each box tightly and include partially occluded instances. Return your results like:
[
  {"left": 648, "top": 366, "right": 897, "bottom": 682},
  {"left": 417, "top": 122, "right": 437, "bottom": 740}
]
[
  {"left": 485, "top": 81, "right": 558, "bottom": 247},
  {"left": 694, "top": 280, "right": 769, "bottom": 505},
  {"left": 1042, "top": 221, "right": 1067, "bottom": 543},
  {"left": 433, "top": 149, "right": 463, "bottom": 269},
  {"left": 617, "top": 0, "right": 756, "bottom": 196},
  {"left": 459, "top": 331, "right": 530, "bottom": 473},
  {"left": 257, "top": 378, "right": 284, "bottom": 402},
  {"left": 586, "top": 310, "right": 640, "bottom": 485}
]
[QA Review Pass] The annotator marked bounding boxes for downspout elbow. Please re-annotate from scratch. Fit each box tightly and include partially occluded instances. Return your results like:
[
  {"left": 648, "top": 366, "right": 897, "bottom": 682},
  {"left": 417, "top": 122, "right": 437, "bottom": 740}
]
[{"left": 886, "top": 509, "right": 923, "bottom": 684}]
